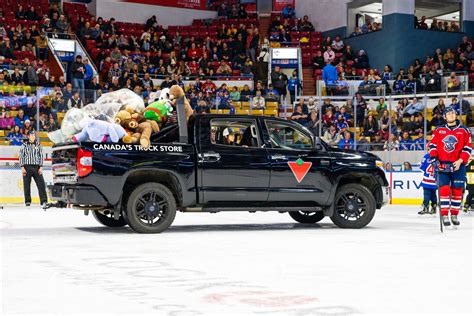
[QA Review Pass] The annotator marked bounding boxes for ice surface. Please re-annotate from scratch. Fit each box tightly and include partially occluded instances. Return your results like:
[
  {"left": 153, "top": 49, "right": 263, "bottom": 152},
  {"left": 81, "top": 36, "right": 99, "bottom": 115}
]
[{"left": 1, "top": 205, "right": 472, "bottom": 315}]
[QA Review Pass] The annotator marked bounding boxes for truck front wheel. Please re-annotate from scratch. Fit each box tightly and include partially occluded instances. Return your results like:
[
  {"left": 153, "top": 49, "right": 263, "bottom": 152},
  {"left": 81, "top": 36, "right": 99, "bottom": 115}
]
[
  {"left": 125, "top": 183, "right": 177, "bottom": 233},
  {"left": 92, "top": 211, "right": 128, "bottom": 227},
  {"left": 330, "top": 184, "right": 376, "bottom": 229},
  {"left": 289, "top": 211, "right": 325, "bottom": 223}
]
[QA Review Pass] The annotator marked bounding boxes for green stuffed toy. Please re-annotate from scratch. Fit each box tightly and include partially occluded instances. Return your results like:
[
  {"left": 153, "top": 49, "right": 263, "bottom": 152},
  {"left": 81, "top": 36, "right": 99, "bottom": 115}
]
[{"left": 143, "top": 100, "right": 173, "bottom": 124}]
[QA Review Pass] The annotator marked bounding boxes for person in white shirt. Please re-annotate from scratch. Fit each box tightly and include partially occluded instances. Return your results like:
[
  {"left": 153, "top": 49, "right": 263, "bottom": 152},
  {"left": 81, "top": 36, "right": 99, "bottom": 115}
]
[
  {"left": 307, "top": 97, "right": 317, "bottom": 113},
  {"left": 331, "top": 35, "right": 344, "bottom": 53},
  {"left": 324, "top": 46, "right": 336, "bottom": 64},
  {"left": 252, "top": 91, "right": 266, "bottom": 110}
]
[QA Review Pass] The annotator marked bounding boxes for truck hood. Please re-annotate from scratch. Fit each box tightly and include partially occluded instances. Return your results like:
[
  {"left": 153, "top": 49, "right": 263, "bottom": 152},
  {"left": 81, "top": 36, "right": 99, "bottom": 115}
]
[{"left": 326, "top": 147, "right": 380, "bottom": 168}]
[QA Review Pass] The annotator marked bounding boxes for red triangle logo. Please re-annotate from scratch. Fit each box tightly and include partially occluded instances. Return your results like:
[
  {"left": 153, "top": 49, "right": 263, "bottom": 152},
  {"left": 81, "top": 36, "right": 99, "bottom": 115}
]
[{"left": 288, "top": 158, "right": 312, "bottom": 183}]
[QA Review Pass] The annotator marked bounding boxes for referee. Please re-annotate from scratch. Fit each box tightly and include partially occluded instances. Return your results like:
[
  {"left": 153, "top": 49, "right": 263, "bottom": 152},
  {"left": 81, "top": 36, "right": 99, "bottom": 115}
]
[{"left": 19, "top": 130, "right": 48, "bottom": 209}]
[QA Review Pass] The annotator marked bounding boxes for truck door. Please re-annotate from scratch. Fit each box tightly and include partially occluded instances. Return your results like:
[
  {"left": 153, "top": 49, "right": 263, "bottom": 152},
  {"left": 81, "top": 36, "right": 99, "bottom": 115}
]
[
  {"left": 197, "top": 117, "right": 270, "bottom": 203},
  {"left": 262, "top": 119, "right": 333, "bottom": 205}
]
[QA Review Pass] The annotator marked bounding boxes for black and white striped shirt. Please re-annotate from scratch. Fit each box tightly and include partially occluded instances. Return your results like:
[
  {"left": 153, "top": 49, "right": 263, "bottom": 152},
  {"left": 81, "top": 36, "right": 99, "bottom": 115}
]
[{"left": 19, "top": 141, "right": 44, "bottom": 166}]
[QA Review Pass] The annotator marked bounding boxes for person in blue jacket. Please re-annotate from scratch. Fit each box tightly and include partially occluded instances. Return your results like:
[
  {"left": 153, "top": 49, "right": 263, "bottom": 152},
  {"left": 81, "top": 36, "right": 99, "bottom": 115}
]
[
  {"left": 338, "top": 131, "right": 354, "bottom": 150},
  {"left": 392, "top": 74, "right": 405, "bottom": 94},
  {"left": 287, "top": 70, "right": 301, "bottom": 105},
  {"left": 282, "top": 5, "right": 295, "bottom": 18},
  {"left": 7, "top": 126, "right": 24, "bottom": 146},
  {"left": 322, "top": 62, "right": 338, "bottom": 96},
  {"left": 399, "top": 131, "right": 414, "bottom": 151},
  {"left": 419, "top": 153, "right": 437, "bottom": 214}
]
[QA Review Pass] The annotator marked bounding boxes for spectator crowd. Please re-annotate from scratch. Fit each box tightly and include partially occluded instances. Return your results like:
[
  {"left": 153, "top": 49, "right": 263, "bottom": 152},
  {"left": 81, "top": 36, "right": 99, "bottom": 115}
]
[
  {"left": 289, "top": 94, "right": 471, "bottom": 151},
  {"left": 1, "top": 1, "right": 473, "bottom": 150}
]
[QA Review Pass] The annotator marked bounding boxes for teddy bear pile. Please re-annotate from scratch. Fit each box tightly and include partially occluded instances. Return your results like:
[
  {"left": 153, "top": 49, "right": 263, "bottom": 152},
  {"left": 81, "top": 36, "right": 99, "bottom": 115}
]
[{"left": 47, "top": 85, "right": 193, "bottom": 149}]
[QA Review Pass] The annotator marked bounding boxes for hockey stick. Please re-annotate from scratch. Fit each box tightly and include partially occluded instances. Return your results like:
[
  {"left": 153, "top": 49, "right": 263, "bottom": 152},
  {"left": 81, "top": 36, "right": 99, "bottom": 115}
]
[{"left": 435, "top": 166, "right": 443, "bottom": 233}]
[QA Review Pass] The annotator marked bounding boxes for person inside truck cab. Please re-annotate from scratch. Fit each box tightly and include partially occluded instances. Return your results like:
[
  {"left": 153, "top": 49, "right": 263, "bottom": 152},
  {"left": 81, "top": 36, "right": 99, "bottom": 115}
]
[
  {"left": 222, "top": 127, "right": 235, "bottom": 145},
  {"left": 211, "top": 127, "right": 217, "bottom": 144}
]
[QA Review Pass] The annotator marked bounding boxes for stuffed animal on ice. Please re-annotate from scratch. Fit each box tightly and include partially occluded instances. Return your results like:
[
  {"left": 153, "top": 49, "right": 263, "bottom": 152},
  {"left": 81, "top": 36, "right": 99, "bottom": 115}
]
[{"left": 72, "top": 117, "right": 127, "bottom": 143}]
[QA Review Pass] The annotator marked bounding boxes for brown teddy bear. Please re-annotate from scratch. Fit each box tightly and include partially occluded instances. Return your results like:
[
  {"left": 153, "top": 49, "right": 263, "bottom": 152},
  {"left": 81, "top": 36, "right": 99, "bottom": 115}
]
[
  {"left": 114, "top": 108, "right": 140, "bottom": 144},
  {"left": 114, "top": 106, "right": 163, "bottom": 148},
  {"left": 136, "top": 120, "right": 160, "bottom": 148},
  {"left": 169, "top": 85, "right": 194, "bottom": 122}
]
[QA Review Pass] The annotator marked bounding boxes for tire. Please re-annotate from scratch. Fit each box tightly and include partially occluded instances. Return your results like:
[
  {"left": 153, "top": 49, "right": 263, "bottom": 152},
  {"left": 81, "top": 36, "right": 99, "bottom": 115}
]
[
  {"left": 125, "top": 183, "right": 177, "bottom": 233},
  {"left": 92, "top": 211, "right": 128, "bottom": 227},
  {"left": 330, "top": 184, "right": 376, "bottom": 229},
  {"left": 289, "top": 211, "right": 325, "bottom": 223}
]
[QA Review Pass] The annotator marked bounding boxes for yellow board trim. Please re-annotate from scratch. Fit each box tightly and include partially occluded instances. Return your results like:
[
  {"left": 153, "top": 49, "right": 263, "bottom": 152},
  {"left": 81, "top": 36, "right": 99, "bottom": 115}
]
[
  {"left": 391, "top": 198, "right": 423, "bottom": 205},
  {"left": 0, "top": 197, "right": 42, "bottom": 204}
]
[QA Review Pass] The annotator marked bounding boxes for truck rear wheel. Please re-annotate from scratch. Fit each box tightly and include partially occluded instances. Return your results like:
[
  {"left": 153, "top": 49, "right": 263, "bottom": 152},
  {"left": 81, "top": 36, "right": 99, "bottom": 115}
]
[
  {"left": 125, "top": 183, "right": 177, "bottom": 233},
  {"left": 289, "top": 211, "right": 325, "bottom": 223},
  {"left": 330, "top": 184, "right": 376, "bottom": 229},
  {"left": 92, "top": 211, "right": 127, "bottom": 227}
]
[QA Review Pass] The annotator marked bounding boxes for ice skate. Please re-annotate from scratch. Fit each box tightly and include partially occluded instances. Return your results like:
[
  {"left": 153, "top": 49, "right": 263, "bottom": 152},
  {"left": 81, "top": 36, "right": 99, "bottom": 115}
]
[
  {"left": 442, "top": 215, "right": 451, "bottom": 226},
  {"left": 451, "top": 215, "right": 460, "bottom": 226},
  {"left": 429, "top": 204, "right": 437, "bottom": 214},
  {"left": 418, "top": 205, "right": 429, "bottom": 215}
]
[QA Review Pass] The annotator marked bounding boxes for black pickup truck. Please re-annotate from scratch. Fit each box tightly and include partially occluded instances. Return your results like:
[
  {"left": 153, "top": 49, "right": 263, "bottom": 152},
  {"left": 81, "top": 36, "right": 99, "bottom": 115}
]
[{"left": 48, "top": 113, "right": 389, "bottom": 233}]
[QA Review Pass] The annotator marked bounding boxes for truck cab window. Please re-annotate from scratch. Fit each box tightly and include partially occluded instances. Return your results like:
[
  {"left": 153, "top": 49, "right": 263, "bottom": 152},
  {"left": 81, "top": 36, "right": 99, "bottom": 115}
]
[
  {"left": 265, "top": 121, "right": 313, "bottom": 150},
  {"left": 210, "top": 119, "right": 259, "bottom": 147}
]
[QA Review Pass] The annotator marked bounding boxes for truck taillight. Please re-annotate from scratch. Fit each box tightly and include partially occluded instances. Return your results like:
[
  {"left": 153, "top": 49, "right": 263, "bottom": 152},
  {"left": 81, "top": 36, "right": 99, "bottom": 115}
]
[{"left": 77, "top": 148, "right": 93, "bottom": 177}]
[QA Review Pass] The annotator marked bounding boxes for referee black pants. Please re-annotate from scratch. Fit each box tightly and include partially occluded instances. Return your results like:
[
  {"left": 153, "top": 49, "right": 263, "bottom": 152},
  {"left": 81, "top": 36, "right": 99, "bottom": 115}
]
[{"left": 23, "top": 165, "right": 47, "bottom": 204}]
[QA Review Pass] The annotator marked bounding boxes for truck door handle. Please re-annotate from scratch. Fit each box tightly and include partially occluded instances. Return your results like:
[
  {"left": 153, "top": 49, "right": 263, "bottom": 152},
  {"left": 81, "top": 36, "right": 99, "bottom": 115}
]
[
  {"left": 200, "top": 152, "right": 221, "bottom": 162},
  {"left": 320, "top": 159, "right": 330, "bottom": 166},
  {"left": 271, "top": 154, "right": 287, "bottom": 161}
]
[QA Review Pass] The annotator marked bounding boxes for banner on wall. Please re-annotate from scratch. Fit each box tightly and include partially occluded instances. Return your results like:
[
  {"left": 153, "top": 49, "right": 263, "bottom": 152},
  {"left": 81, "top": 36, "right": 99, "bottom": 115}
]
[
  {"left": 273, "top": 0, "right": 295, "bottom": 12},
  {"left": 124, "top": 0, "right": 206, "bottom": 10},
  {"left": 386, "top": 171, "right": 424, "bottom": 205}
]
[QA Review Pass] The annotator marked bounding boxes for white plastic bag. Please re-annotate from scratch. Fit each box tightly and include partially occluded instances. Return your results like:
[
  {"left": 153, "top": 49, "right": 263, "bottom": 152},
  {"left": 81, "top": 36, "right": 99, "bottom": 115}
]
[{"left": 48, "top": 89, "right": 145, "bottom": 144}]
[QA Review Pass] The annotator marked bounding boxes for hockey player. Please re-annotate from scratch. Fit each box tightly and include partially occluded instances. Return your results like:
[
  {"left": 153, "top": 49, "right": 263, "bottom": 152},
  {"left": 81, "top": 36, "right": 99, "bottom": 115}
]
[
  {"left": 428, "top": 106, "right": 472, "bottom": 226},
  {"left": 419, "top": 153, "right": 437, "bottom": 215},
  {"left": 463, "top": 158, "right": 474, "bottom": 212}
]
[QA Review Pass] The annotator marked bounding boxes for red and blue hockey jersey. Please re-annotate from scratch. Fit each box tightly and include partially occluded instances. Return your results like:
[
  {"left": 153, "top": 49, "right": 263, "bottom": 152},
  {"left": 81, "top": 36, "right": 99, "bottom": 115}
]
[
  {"left": 420, "top": 153, "right": 437, "bottom": 189},
  {"left": 428, "top": 124, "right": 472, "bottom": 164}
]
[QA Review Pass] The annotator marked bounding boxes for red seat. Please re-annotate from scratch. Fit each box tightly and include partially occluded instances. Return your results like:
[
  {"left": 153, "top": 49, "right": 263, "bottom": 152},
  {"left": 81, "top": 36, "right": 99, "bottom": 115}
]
[
  {"left": 90, "top": 48, "right": 101, "bottom": 60},
  {"left": 300, "top": 32, "right": 310, "bottom": 38},
  {"left": 356, "top": 69, "right": 368, "bottom": 76},
  {"left": 302, "top": 57, "right": 312, "bottom": 66}
]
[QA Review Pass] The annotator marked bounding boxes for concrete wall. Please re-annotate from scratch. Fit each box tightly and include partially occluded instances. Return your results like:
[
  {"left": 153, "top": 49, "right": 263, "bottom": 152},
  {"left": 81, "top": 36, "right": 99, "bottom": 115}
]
[
  {"left": 92, "top": 0, "right": 217, "bottom": 26},
  {"left": 295, "top": 0, "right": 350, "bottom": 33}
]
